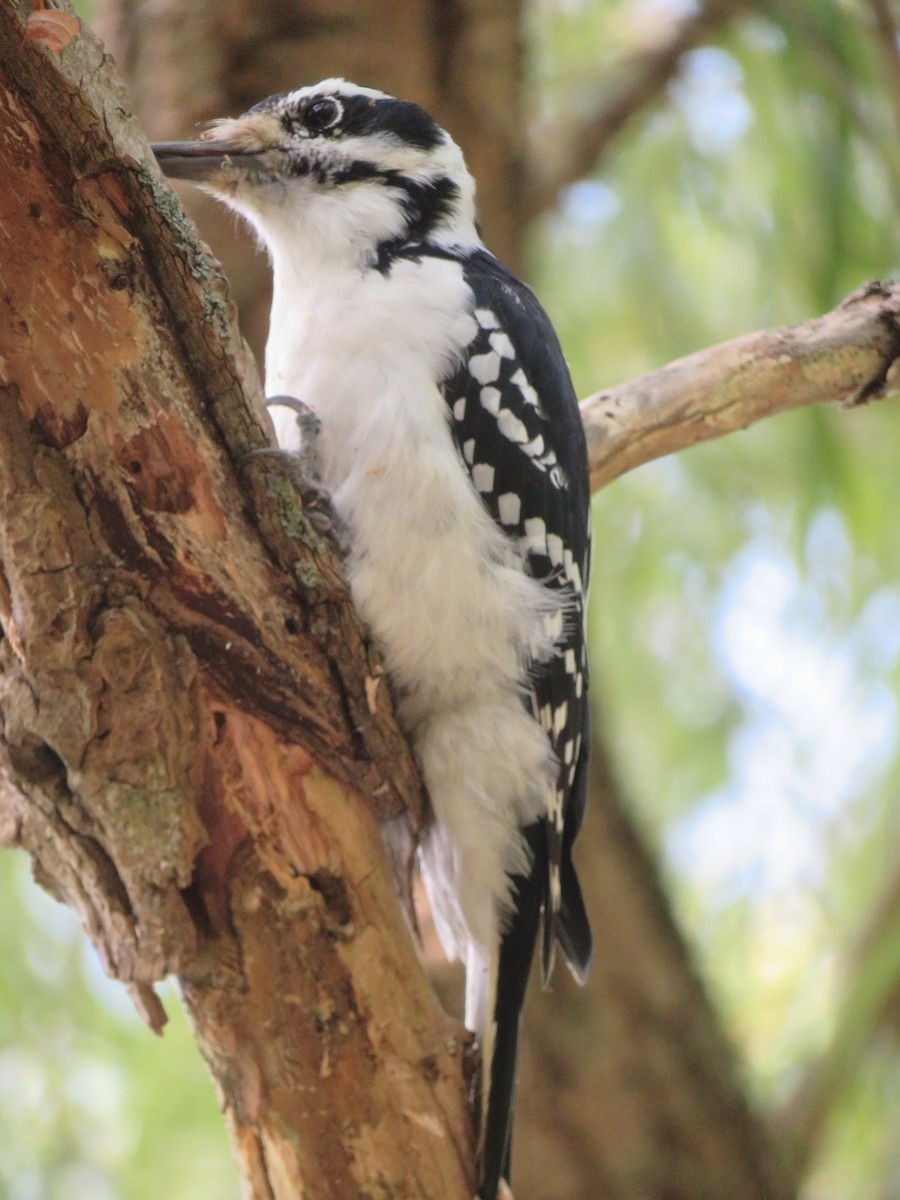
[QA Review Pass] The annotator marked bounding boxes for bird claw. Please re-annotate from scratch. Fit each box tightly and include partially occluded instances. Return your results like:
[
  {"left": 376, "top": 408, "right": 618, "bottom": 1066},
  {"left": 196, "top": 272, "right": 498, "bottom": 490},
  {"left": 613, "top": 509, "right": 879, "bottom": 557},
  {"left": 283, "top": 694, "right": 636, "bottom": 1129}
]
[
  {"left": 264, "top": 394, "right": 321, "bottom": 479},
  {"left": 239, "top": 396, "right": 344, "bottom": 544}
]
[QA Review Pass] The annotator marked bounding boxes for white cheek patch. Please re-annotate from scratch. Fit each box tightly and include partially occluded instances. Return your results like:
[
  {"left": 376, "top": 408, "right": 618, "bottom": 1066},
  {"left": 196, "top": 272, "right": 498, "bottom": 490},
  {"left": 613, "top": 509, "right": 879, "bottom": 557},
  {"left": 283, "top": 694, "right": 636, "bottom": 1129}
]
[{"left": 326, "top": 132, "right": 433, "bottom": 174}]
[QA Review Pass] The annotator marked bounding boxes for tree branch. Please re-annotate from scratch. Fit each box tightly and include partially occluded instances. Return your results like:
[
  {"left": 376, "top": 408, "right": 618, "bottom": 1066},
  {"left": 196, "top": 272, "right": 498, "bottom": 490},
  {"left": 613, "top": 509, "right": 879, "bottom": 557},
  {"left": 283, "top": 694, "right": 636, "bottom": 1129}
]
[{"left": 582, "top": 281, "right": 900, "bottom": 492}]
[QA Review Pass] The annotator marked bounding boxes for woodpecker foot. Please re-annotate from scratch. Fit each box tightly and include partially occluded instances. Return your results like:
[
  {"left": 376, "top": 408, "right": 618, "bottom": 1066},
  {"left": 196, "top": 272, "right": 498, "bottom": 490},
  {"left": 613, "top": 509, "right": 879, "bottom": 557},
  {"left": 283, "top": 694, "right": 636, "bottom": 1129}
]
[
  {"left": 239, "top": 397, "right": 341, "bottom": 541},
  {"left": 264, "top": 395, "right": 321, "bottom": 478}
]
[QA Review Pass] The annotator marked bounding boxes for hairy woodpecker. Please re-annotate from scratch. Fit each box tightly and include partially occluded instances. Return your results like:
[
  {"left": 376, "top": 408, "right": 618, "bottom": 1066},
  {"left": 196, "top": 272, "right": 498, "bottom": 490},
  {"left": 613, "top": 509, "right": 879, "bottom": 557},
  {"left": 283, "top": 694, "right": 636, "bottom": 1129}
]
[{"left": 153, "top": 80, "right": 592, "bottom": 1200}]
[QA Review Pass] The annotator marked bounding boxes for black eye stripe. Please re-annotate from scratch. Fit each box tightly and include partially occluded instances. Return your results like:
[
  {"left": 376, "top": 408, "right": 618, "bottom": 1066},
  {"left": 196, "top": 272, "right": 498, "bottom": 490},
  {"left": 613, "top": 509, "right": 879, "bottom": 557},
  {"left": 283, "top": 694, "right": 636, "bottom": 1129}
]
[{"left": 335, "top": 95, "right": 443, "bottom": 151}]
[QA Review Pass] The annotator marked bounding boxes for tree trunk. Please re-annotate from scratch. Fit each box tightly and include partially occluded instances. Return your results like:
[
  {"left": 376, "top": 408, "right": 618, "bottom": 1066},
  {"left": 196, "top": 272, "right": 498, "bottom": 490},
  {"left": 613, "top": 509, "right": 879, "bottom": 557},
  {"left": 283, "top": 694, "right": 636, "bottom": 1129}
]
[{"left": 0, "top": 7, "right": 472, "bottom": 1197}]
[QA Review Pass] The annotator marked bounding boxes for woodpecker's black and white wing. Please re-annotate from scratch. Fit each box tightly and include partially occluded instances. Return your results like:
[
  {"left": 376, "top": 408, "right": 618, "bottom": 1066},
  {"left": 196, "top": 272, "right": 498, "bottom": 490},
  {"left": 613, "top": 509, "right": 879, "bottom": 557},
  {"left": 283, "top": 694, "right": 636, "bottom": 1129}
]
[{"left": 439, "top": 248, "right": 593, "bottom": 1197}]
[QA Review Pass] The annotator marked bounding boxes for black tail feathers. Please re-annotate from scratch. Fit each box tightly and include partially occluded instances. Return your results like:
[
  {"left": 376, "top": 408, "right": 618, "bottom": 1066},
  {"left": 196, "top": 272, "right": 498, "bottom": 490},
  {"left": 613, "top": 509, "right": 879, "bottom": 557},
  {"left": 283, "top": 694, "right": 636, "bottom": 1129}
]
[{"left": 478, "top": 812, "right": 592, "bottom": 1199}]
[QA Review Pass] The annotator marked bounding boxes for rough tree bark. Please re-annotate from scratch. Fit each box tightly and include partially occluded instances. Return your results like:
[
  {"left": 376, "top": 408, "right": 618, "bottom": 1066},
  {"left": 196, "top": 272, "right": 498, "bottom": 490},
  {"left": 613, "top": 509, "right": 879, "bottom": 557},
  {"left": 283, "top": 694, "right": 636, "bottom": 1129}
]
[
  {"left": 6, "top": 3, "right": 899, "bottom": 1200},
  {"left": 0, "top": 7, "right": 472, "bottom": 1199}
]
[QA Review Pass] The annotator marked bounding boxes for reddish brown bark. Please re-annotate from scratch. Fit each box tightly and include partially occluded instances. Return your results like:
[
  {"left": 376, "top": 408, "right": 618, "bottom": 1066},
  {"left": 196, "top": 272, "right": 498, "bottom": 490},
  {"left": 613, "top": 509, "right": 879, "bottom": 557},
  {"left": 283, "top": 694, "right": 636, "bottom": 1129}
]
[{"left": 0, "top": 6, "right": 471, "bottom": 1197}]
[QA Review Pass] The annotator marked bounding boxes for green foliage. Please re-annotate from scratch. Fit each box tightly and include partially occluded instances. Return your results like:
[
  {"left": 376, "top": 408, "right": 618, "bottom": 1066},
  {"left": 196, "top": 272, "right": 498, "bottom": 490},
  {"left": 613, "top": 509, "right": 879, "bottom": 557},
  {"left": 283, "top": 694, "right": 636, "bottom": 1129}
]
[{"left": 0, "top": 852, "right": 236, "bottom": 1200}]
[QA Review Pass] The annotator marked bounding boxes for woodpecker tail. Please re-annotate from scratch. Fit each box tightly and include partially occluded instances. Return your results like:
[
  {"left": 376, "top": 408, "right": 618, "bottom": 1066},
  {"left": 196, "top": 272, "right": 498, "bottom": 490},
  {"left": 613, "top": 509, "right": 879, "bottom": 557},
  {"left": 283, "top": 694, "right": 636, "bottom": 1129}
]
[
  {"left": 541, "top": 706, "right": 594, "bottom": 987},
  {"left": 473, "top": 735, "right": 593, "bottom": 1200},
  {"left": 470, "top": 836, "right": 544, "bottom": 1200}
]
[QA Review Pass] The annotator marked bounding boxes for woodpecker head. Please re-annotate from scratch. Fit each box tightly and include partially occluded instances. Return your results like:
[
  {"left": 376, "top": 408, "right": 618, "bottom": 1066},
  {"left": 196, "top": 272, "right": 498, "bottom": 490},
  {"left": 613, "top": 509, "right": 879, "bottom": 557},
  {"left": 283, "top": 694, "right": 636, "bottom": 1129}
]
[{"left": 152, "top": 79, "right": 481, "bottom": 268}]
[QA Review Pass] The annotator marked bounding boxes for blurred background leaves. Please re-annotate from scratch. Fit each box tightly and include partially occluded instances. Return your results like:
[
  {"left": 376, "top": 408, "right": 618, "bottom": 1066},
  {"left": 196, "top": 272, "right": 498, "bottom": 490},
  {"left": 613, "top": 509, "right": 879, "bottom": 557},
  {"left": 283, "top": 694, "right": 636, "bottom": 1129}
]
[{"left": 0, "top": 854, "right": 235, "bottom": 1200}]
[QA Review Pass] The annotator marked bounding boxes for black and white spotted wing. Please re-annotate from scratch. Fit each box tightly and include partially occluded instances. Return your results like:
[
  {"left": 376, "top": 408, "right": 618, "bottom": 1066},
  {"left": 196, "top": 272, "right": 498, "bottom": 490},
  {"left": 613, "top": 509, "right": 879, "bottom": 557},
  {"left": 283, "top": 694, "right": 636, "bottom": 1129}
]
[{"left": 440, "top": 248, "right": 593, "bottom": 984}]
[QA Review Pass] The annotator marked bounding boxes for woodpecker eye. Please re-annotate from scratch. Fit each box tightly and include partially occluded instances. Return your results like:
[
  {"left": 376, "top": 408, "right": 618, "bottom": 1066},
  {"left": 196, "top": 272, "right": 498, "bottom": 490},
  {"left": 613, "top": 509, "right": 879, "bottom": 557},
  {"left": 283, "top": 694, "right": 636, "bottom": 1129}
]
[{"left": 305, "top": 97, "right": 341, "bottom": 134}]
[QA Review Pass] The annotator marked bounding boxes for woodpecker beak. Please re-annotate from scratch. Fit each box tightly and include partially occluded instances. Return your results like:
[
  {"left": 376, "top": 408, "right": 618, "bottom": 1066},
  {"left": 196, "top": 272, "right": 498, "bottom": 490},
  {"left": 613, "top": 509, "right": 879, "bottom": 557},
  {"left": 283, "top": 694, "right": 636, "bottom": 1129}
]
[{"left": 151, "top": 140, "right": 266, "bottom": 182}]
